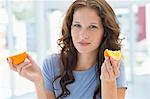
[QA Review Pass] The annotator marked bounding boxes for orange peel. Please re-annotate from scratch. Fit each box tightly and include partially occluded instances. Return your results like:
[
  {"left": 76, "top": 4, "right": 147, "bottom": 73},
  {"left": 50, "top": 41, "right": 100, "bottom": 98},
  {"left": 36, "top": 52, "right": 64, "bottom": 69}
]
[
  {"left": 104, "top": 49, "right": 122, "bottom": 60},
  {"left": 8, "top": 51, "right": 27, "bottom": 65}
]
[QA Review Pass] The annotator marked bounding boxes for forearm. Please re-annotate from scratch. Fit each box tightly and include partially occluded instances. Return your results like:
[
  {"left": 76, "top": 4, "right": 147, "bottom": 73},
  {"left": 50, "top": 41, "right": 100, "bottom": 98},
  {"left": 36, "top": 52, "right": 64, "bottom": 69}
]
[
  {"left": 34, "top": 79, "right": 47, "bottom": 99},
  {"left": 101, "top": 80, "right": 117, "bottom": 99}
]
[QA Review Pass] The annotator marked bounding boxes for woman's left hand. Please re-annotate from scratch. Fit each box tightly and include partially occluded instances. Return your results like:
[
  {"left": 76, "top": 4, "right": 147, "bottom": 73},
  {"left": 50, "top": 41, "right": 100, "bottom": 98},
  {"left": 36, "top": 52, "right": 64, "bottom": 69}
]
[{"left": 100, "top": 57, "right": 121, "bottom": 82}]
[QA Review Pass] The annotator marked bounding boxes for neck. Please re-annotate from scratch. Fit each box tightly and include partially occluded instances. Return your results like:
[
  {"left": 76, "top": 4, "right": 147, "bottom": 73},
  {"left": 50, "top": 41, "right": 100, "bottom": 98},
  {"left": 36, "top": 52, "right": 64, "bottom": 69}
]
[{"left": 76, "top": 50, "right": 98, "bottom": 71}]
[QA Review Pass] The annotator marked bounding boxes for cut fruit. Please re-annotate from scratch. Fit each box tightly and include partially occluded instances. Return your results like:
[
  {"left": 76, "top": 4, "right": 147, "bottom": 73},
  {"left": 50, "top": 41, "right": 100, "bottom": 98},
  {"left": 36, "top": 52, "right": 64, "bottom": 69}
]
[
  {"left": 104, "top": 49, "right": 122, "bottom": 60},
  {"left": 8, "top": 51, "right": 27, "bottom": 65}
]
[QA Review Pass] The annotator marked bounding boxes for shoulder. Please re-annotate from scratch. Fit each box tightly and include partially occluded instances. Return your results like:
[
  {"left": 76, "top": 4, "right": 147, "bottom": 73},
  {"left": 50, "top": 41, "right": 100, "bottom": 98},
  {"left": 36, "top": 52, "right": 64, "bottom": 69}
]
[
  {"left": 42, "top": 53, "right": 61, "bottom": 76},
  {"left": 43, "top": 53, "right": 61, "bottom": 65},
  {"left": 41, "top": 53, "right": 61, "bottom": 91},
  {"left": 116, "top": 59, "right": 128, "bottom": 88},
  {"left": 119, "top": 59, "right": 126, "bottom": 70},
  {"left": 118, "top": 59, "right": 126, "bottom": 76}
]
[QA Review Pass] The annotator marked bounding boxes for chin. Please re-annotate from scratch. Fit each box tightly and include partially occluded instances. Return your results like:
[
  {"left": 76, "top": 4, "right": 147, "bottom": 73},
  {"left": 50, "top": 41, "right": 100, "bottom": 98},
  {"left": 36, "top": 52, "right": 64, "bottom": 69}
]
[
  {"left": 76, "top": 46, "right": 99, "bottom": 54},
  {"left": 76, "top": 48, "right": 93, "bottom": 54},
  {"left": 78, "top": 51, "right": 90, "bottom": 54}
]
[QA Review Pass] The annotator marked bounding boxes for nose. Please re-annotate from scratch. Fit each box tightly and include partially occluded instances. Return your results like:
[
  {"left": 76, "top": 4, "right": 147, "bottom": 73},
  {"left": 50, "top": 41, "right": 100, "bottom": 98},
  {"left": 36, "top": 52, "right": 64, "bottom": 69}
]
[{"left": 79, "top": 29, "right": 88, "bottom": 39}]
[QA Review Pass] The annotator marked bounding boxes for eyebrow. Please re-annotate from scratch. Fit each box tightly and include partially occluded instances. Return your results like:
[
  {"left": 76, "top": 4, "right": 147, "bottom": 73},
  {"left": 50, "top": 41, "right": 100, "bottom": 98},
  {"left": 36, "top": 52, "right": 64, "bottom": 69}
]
[
  {"left": 90, "top": 22, "right": 99, "bottom": 25},
  {"left": 72, "top": 21, "right": 99, "bottom": 25}
]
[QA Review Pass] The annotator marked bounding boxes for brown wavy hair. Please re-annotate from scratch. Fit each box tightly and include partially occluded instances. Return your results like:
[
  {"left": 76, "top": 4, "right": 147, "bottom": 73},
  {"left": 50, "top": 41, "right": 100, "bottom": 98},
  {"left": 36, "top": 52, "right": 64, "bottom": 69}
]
[{"left": 54, "top": 0, "right": 121, "bottom": 98}]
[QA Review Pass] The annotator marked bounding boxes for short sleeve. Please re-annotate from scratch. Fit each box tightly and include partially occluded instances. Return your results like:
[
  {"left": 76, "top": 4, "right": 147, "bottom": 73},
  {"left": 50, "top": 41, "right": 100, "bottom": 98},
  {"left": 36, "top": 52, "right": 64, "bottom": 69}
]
[
  {"left": 116, "top": 60, "right": 128, "bottom": 88},
  {"left": 42, "top": 55, "right": 54, "bottom": 92}
]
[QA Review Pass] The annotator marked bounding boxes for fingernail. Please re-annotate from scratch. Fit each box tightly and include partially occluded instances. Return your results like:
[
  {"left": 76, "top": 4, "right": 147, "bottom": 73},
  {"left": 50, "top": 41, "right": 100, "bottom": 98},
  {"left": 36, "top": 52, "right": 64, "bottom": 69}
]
[
  {"left": 104, "top": 56, "right": 108, "bottom": 62},
  {"left": 105, "top": 56, "right": 108, "bottom": 60},
  {"left": 24, "top": 61, "right": 29, "bottom": 64}
]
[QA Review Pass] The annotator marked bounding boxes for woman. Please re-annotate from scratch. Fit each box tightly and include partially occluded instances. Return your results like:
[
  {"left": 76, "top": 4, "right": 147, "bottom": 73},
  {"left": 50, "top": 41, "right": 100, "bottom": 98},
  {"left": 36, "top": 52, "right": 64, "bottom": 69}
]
[{"left": 8, "top": 0, "right": 127, "bottom": 99}]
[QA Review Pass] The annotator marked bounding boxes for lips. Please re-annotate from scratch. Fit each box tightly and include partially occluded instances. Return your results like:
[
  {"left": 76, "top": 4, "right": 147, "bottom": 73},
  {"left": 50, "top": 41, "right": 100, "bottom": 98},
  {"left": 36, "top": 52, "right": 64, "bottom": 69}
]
[{"left": 78, "top": 41, "right": 91, "bottom": 46}]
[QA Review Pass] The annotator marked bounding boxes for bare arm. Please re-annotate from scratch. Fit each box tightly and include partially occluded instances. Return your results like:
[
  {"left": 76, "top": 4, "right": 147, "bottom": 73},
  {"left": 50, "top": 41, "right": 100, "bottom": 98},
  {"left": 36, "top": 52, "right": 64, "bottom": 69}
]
[
  {"left": 117, "top": 88, "right": 126, "bottom": 99},
  {"left": 45, "top": 90, "right": 56, "bottom": 99},
  {"left": 35, "top": 80, "right": 47, "bottom": 99},
  {"left": 101, "top": 80, "right": 117, "bottom": 99},
  {"left": 101, "top": 80, "right": 126, "bottom": 99},
  {"left": 34, "top": 78, "right": 56, "bottom": 99}
]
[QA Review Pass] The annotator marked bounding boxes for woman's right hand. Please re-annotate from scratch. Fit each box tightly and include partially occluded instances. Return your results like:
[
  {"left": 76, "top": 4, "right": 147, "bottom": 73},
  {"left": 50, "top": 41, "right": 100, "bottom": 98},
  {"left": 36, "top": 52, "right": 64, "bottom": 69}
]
[{"left": 7, "top": 53, "right": 43, "bottom": 84}]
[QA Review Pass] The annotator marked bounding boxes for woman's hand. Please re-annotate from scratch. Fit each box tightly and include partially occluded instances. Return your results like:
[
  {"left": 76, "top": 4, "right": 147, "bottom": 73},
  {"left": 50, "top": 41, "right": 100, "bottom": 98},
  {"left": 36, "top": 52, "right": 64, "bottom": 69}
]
[
  {"left": 7, "top": 54, "right": 43, "bottom": 84},
  {"left": 100, "top": 57, "right": 120, "bottom": 82}
]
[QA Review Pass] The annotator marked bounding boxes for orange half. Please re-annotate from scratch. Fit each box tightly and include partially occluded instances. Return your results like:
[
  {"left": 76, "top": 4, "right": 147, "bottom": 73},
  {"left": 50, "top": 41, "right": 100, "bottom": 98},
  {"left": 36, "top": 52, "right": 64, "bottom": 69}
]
[
  {"left": 104, "top": 49, "right": 121, "bottom": 60},
  {"left": 8, "top": 51, "right": 27, "bottom": 65}
]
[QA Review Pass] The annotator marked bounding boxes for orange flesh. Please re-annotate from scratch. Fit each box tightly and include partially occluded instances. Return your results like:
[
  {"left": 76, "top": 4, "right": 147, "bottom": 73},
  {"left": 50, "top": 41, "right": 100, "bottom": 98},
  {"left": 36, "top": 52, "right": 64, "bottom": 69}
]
[
  {"left": 8, "top": 52, "right": 27, "bottom": 65},
  {"left": 104, "top": 49, "right": 121, "bottom": 60}
]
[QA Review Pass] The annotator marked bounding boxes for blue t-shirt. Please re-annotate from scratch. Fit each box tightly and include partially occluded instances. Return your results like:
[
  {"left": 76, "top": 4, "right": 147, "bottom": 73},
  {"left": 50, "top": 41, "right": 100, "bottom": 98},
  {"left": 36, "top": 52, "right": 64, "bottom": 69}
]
[{"left": 42, "top": 54, "right": 127, "bottom": 99}]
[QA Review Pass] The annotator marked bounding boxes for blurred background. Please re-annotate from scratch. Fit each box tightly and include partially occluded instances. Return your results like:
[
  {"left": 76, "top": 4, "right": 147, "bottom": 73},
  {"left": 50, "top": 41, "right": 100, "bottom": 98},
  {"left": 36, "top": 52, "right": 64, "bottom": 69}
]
[{"left": 0, "top": 0, "right": 150, "bottom": 99}]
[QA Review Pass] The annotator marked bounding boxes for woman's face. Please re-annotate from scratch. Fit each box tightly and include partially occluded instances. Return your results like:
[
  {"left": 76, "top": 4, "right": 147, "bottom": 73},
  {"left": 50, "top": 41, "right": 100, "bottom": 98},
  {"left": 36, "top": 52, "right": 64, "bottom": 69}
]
[{"left": 71, "top": 7, "right": 104, "bottom": 54}]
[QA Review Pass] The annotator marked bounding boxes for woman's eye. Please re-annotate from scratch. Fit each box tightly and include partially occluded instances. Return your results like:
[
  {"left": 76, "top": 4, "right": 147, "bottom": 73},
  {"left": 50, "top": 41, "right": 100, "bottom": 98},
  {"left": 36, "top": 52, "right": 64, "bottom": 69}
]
[
  {"left": 89, "top": 25, "right": 98, "bottom": 29},
  {"left": 72, "top": 24, "right": 81, "bottom": 28}
]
